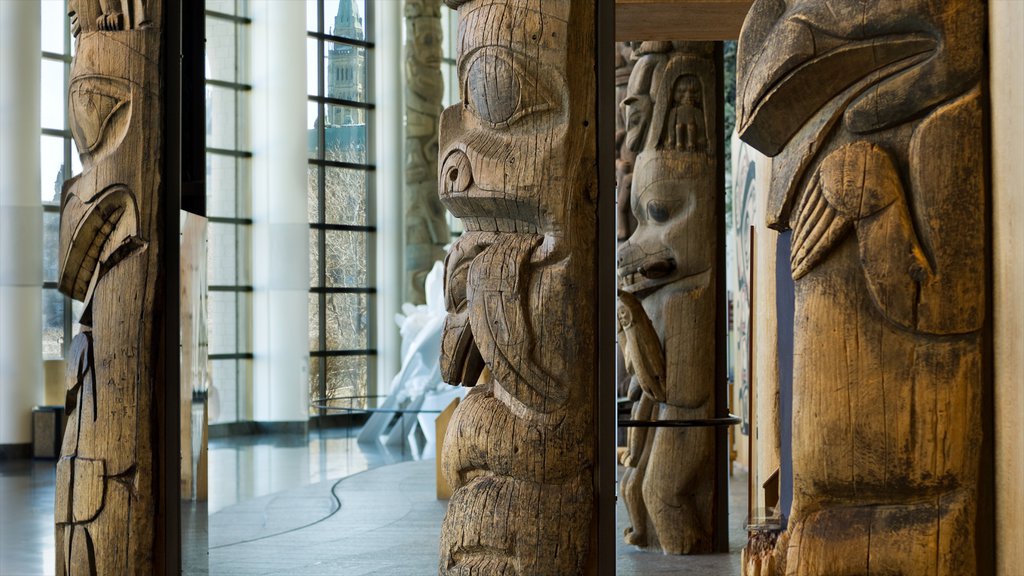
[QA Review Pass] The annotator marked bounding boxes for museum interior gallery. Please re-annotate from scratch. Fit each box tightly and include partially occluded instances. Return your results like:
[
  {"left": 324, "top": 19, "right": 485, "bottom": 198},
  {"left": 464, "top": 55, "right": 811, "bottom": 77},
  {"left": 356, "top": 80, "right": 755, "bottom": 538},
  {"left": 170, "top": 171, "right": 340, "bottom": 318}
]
[{"left": 0, "top": 0, "right": 1022, "bottom": 574}]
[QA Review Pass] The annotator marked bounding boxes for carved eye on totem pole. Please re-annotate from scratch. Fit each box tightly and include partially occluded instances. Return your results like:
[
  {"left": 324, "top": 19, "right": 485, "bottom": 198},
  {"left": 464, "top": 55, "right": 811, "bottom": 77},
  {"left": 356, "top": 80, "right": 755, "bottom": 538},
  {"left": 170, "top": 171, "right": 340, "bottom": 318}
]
[
  {"left": 461, "top": 47, "right": 556, "bottom": 129},
  {"left": 737, "top": 0, "right": 987, "bottom": 572},
  {"left": 68, "top": 76, "right": 132, "bottom": 160}
]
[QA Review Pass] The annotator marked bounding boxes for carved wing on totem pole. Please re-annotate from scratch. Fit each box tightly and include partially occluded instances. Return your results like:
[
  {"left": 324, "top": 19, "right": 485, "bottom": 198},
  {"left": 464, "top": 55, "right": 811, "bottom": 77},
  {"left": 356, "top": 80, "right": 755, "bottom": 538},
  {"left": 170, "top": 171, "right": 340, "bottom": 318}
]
[
  {"left": 56, "top": 1, "right": 164, "bottom": 573},
  {"left": 738, "top": 0, "right": 987, "bottom": 573}
]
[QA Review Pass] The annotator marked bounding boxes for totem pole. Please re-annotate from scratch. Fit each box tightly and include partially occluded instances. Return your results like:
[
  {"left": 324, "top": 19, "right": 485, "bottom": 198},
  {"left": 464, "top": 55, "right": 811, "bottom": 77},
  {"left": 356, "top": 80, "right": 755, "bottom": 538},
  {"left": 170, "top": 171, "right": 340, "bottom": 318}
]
[
  {"left": 737, "top": 1, "right": 988, "bottom": 574},
  {"left": 436, "top": 0, "right": 597, "bottom": 574},
  {"left": 616, "top": 41, "right": 637, "bottom": 243},
  {"left": 616, "top": 41, "right": 719, "bottom": 554},
  {"left": 405, "top": 0, "right": 450, "bottom": 304},
  {"left": 55, "top": 1, "right": 164, "bottom": 573}
]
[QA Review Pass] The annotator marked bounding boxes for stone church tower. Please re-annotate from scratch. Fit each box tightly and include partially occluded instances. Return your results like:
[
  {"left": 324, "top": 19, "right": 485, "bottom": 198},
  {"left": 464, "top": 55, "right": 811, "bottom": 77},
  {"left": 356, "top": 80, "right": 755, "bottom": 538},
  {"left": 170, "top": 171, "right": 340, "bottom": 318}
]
[{"left": 327, "top": 0, "right": 365, "bottom": 126}]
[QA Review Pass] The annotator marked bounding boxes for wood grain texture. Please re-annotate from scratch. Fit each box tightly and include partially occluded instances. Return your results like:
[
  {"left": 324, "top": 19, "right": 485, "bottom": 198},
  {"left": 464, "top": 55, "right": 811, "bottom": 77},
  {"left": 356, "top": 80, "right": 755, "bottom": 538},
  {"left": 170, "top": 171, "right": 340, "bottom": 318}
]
[
  {"left": 55, "top": 1, "right": 165, "bottom": 573},
  {"left": 404, "top": 0, "right": 449, "bottom": 304},
  {"left": 435, "top": 398, "right": 459, "bottom": 500},
  {"left": 616, "top": 0, "right": 753, "bottom": 42},
  {"left": 737, "top": 1, "right": 989, "bottom": 574},
  {"left": 990, "top": 3, "right": 1024, "bottom": 573},
  {"left": 436, "top": 1, "right": 597, "bottom": 573},
  {"left": 616, "top": 42, "right": 637, "bottom": 243},
  {"left": 616, "top": 41, "right": 719, "bottom": 555}
]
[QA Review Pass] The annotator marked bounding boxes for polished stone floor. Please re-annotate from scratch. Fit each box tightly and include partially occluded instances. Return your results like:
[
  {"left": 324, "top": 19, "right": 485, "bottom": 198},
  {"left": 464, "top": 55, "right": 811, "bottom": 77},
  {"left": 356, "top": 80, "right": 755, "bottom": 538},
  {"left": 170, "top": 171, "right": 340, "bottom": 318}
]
[{"left": 1, "top": 426, "right": 748, "bottom": 575}]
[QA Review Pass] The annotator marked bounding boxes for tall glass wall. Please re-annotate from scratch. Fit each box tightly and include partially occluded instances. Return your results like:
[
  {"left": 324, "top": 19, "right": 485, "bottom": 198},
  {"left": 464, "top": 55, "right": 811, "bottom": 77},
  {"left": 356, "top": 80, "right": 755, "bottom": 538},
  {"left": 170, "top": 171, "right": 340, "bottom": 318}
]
[
  {"left": 39, "top": 1, "right": 82, "bottom": 361},
  {"left": 306, "top": 0, "right": 378, "bottom": 412},
  {"left": 206, "top": 1, "right": 253, "bottom": 424}
]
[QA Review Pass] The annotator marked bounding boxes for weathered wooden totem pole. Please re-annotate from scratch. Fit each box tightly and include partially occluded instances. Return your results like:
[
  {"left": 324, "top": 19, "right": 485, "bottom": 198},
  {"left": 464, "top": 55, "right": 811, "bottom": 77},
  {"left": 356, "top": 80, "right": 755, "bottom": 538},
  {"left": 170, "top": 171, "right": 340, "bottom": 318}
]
[
  {"left": 616, "top": 41, "right": 637, "bottom": 243},
  {"left": 436, "top": 0, "right": 597, "bottom": 573},
  {"left": 55, "top": 1, "right": 165, "bottom": 573},
  {"left": 616, "top": 41, "right": 719, "bottom": 554},
  {"left": 738, "top": 0, "right": 988, "bottom": 573},
  {"left": 405, "top": 0, "right": 450, "bottom": 304}
]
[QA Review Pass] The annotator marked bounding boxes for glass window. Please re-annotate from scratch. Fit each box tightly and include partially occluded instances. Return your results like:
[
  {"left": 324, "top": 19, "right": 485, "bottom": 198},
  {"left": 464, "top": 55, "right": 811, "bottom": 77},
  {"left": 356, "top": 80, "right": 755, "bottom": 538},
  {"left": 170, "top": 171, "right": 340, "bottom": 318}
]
[
  {"left": 42, "top": 212, "right": 60, "bottom": 284},
  {"left": 206, "top": 3, "right": 253, "bottom": 424},
  {"left": 308, "top": 0, "right": 377, "bottom": 412},
  {"left": 40, "top": 2, "right": 74, "bottom": 360},
  {"left": 42, "top": 289, "right": 65, "bottom": 360}
]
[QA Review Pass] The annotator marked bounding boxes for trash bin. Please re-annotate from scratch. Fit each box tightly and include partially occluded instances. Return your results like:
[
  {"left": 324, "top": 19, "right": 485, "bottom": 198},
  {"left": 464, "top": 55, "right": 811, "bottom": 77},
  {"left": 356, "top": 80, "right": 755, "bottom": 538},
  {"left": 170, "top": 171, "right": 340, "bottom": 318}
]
[{"left": 32, "top": 406, "right": 66, "bottom": 459}]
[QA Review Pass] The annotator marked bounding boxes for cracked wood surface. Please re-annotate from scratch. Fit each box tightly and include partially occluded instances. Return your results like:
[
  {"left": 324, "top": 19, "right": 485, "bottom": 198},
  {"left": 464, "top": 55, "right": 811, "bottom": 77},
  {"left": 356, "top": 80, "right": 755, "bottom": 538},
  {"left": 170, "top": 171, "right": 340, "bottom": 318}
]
[
  {"left": 737, "top": 1, "right": 989, "bottom": 574},
  {"left": 616, "top": 41, "right": 720, "bottom": 555},
  {"left": 436, "top": 1, "right": 598, "bottom": 574},
  {"left": 55, "top": 1, "right": 165, "bottom": 574},
  {"left": 615, "top": 0, "right": 754, "bottom": 41}
]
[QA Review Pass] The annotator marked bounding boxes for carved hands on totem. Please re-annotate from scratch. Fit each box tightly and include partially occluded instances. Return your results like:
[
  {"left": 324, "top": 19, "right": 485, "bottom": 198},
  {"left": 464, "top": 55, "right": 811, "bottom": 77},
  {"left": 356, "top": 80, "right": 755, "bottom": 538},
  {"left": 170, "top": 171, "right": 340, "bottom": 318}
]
[{"left": 69, "top": 0, "right": 152, "bottom": 36}]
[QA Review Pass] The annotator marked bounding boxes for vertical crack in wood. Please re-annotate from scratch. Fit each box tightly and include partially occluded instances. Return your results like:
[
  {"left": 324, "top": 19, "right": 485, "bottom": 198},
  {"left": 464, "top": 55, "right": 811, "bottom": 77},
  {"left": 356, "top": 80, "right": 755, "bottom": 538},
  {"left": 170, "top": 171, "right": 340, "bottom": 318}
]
[
  {"left": 737, "top": 1, "right": 988, "bottom": 574},
  {"left": 437, "top": 1, "right": 597, "bottom": 574}
]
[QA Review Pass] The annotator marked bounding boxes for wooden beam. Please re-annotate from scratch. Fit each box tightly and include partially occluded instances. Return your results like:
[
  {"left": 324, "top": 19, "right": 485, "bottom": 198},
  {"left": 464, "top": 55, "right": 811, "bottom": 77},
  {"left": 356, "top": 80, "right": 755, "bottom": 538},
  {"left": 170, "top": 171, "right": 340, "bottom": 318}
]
[{"left": 616, "top": 0, "right": 753, "bottom": 41}]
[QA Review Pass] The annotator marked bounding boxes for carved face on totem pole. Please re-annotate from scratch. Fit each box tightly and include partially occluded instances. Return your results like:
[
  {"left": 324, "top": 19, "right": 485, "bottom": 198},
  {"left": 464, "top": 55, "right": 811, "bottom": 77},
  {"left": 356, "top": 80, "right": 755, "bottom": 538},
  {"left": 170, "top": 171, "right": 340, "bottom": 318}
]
[
  {"left": 406, "top": 1, "right": 443, "bottom": 69},
  {"left": 437, "top": 0, "right": 595, "bottom": 573},
  {"left": 55, "top": 1, "right": 162, "bottom": 573},
  {"left": 738, "top": 0, "right": 986, "bottom": 573},
  {"left": 613, "top": 42, "right": 719, "bottom": 555},
  {"left": 618, "top": 44, "right": 716, "bottom": 311}
]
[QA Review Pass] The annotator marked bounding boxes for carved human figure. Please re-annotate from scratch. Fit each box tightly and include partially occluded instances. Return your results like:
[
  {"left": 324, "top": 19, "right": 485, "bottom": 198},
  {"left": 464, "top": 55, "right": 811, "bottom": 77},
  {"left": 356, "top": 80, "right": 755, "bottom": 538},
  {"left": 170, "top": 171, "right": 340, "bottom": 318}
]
[
  {"left": 737, "top": 1, "right": 987, "bottom": 574},
  {"left": 616, "top": 41, "right": 719, "bottom": 555},
  {"left": 436, "top": 1, "right": 597, "bottom": 574},
  {"left": 404, "top": 0, "right": 449, "bottom": 304},
  {"left": 666, "top": 74, "right": 706, "bottom": 152},
  {"left": 55, "top": 1, "right": 163, "bottom": 574}
]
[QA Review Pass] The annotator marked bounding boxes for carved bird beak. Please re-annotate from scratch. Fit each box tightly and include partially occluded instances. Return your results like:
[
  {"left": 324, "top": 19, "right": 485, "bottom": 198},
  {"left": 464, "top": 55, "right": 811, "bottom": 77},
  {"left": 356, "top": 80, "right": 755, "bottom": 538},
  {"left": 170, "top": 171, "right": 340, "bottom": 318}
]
[{"left": 737, "top": 19, "right": 935, "bottom": 156}]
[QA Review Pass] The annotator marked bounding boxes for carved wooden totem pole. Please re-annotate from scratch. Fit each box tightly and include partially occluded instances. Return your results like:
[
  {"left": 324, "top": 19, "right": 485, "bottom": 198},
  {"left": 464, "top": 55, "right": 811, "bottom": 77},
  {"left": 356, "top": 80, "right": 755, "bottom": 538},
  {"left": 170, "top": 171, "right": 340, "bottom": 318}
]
[
  {"left": 405, "top": 0, "right": 450, "bottom": 304},
  {"left": 616, "top": 41, "right": 719, "bottom": 555},
  {"left": 738, "top": 1, "right": 988, "bottom": 574},
  {"left": 615, "top": 41, "right": 637, "bottom": 243},
  {"left": 436, "top": 0, "right": 597, "bottom": 573},
  {"left": 55, "top": 1, "right": 164, "bottom": 573}
]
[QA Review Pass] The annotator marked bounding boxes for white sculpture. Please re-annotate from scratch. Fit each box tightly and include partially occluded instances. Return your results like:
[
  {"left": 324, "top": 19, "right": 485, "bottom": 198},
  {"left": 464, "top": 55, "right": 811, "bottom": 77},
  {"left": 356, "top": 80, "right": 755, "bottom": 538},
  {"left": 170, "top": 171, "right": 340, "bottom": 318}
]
[{"left": 357, "top": 261, "right": 465, "bottom": 457}]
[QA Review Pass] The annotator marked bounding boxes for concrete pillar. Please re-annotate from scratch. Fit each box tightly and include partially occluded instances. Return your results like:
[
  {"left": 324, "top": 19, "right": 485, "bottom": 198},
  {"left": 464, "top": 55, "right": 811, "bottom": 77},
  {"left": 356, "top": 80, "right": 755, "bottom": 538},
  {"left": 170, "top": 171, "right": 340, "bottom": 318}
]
[
  {"left": 0, "top": 0, "right": 43, "bottom": 449},
  {"left": 991, "top": 2, "right": 1024, "bottom": 573},
  {"left": 249, "top": 1, "right": 309, "bottom": 424},
  {"left": 375, "top": 0, "right": 403, "bottom": 398}
]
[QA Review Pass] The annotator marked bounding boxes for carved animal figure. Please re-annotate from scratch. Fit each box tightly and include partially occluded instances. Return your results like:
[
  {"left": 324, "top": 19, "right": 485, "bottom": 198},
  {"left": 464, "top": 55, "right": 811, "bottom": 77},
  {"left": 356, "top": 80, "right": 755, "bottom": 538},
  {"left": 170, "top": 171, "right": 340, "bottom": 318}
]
[
  {"left": 738, "top": 1, "right": 987, "bottom": 574},
  {"left": 56, "top": 1, "right": 164, "bottom": 574},
  {"left": 436, "top": 1, "right": 597, "bottom": 574},
  {"left": 616, "top": 41, "right": 719, "bottom": 555}
]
